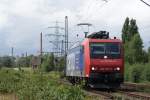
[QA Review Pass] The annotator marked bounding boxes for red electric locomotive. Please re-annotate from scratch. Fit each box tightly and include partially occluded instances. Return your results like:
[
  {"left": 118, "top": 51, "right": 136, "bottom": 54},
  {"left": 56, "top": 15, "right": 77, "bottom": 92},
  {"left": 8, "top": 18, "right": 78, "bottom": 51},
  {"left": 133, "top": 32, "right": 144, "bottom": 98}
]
[{"left": 66, "top": 31, "right": 124, "bottom": 89}]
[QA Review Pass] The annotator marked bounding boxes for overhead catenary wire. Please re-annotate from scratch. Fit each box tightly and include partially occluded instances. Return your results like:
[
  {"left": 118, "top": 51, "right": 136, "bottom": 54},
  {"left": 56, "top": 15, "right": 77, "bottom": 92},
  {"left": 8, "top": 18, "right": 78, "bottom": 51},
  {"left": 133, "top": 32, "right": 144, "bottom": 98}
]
[
  {"left": 85, "top": 0, "right": 108, "bottom": 21},
  {"left": 74, "top": 0, "right": 109, "bottom": 35},
  {"left": 140, "top": 0, "right": 150, "bottom": 7},
  {"left": 85, "top": 0, "right": 98, "bottom": 21},
  {"left": 75, "top": 0, "right": 109, "bottom": 23},
  {"left": 67, "top": 0, "right": 110, "bottom": 46}
]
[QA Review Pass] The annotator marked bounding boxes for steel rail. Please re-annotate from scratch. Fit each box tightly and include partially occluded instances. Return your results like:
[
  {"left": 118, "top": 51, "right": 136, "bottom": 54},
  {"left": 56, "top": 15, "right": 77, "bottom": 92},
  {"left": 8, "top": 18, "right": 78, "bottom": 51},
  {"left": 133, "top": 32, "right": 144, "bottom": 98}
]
[{"left": 118, "top": 91, "right": 150, "bottom": 100}]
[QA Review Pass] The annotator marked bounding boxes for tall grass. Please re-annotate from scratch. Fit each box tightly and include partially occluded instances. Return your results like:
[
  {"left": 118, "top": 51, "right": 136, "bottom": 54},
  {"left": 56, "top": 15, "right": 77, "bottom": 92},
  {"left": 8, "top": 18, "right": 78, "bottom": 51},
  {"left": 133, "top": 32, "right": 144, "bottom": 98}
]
[{"left": 0, "top": 69, "right": 85, "bottom": 100}]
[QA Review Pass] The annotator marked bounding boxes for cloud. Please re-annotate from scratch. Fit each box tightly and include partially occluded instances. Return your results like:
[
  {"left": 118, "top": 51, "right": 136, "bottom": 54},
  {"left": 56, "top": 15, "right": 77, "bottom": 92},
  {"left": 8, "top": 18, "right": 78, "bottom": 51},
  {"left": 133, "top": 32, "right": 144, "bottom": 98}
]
[
  {"left": 0, "top": 0, "right": 150, "bottom": 56},
  {"left": 75, "top": 0, "right": 150, "bottom": 45}
]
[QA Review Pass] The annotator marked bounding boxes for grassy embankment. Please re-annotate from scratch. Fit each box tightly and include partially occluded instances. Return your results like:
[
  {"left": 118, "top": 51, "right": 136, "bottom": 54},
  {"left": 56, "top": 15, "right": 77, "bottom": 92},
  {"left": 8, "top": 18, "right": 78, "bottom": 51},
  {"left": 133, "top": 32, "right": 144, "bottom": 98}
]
[
  {"left": 0, "top": 68, "right": 99, "bottom": 100},
  {"left": 0, "top": 62, "right": 150, "bottom": 100}
]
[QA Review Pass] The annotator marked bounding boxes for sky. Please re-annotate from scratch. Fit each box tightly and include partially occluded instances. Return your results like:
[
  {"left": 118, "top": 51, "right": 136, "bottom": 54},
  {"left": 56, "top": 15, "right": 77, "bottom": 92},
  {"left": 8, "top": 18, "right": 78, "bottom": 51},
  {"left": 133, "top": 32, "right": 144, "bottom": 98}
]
[{"left": 0, "top": 0, "right": 150, "bottom": 56}]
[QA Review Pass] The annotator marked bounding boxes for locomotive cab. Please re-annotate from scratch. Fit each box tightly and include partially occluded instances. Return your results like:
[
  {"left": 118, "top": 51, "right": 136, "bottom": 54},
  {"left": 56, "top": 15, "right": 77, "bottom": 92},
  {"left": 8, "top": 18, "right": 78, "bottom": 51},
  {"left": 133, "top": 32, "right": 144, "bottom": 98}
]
[{"left": 82, "top": 31, "right": 124, "bottom": 88}]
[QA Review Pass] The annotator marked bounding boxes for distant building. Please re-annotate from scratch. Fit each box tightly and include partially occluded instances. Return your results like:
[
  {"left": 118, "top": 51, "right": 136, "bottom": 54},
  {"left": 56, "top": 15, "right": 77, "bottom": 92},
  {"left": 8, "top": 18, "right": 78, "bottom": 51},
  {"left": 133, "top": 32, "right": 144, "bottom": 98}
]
[{"left": 31, "top": 56, "right": 41, "bottom": 69}]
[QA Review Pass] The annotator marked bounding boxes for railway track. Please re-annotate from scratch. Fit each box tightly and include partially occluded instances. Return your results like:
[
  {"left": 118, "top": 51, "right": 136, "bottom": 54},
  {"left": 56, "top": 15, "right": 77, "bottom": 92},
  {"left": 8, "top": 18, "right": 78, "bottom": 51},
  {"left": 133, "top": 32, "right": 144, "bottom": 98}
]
[
  {"left": 123, "top": 82, "right": 150, "bottom": 88},
  {"left": 84, "top": 89, "right": 114, "bottom": 100},
  {"left": 91, "top": 90, "right": 114, "bottom": 100},
  {"left": 121, "top": 82, "right": 150, "bottom": 91},
  {"left": 59, "top": 79, "right": 114, "bottom": 99},
  {"left": 118, "top": 91, "right": 150, "bottom": 100},
  {"left": 84, "top": 88, "right": 150, "bottom": 100},
  {"left": 59, "top": 79, "right": 150, "bottom": 100},
  {"left": 118, "top": 82, "right": 150, "bottom": 100}
]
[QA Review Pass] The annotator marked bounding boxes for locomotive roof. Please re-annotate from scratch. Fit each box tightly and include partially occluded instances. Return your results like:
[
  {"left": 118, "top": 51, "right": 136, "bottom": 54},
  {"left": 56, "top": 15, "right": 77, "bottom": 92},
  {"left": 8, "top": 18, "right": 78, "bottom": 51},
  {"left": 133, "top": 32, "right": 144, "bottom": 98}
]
[
  {"left": 86, "top": 31, "right": 121, "bottom": 43},
  {"left": 88, "top": 38, "right": 122, "bottom": 43},
  {"left": 81, "top": 38, "right": 122, "bottom": 44}
]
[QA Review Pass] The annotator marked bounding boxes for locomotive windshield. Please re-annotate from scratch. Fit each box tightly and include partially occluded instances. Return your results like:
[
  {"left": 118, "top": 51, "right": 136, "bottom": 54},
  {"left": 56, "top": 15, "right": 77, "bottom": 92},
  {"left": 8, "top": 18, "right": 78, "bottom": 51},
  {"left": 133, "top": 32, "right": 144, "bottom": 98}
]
[{"left": 90, "top": 43, "right": 121, "bottom": 59}]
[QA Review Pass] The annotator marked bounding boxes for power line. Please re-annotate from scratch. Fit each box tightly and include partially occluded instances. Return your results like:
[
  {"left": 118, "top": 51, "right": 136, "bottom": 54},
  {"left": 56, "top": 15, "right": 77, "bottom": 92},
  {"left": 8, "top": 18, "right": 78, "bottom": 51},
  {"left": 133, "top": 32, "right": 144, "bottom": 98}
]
[
  {"left": 47, "top": 21, "right": 64, "bottom": 56},
  {"left": 140, "top": 0, "right": 150, "bottom": 7},
  {"left": 101, "top": 0, "right": 108, "bottom": 2},
  {"left": 86, "top": 0, "right": 108, "bottom": 21}
]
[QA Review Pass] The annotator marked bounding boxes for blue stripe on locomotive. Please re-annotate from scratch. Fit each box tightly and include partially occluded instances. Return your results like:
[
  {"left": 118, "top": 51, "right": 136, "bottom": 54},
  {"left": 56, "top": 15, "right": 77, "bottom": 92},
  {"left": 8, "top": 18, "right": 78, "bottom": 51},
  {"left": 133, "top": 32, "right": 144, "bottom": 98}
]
[
  {"left": 79, "top": 48, "right": 84, "bottom": 70},
  {"left": 75, "top": 50, "right": 84, "bottom": 70},
  {"left": 67, "top": 45, "right": 84, "bottom": 76}
]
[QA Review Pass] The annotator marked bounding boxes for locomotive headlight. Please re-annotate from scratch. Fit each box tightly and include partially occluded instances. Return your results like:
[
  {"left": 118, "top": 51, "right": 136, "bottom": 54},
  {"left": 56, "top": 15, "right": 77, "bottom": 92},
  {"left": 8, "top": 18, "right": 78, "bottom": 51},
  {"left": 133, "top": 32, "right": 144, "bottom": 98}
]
[
  {"left": 92, "top": 67, "right": 95, "bottom": 70},
  {"left": 104, "top": 56, "right": 107, "bottom": 59},
  {"left": 116, "top": 67, "right": 120, "bottom": 71}
]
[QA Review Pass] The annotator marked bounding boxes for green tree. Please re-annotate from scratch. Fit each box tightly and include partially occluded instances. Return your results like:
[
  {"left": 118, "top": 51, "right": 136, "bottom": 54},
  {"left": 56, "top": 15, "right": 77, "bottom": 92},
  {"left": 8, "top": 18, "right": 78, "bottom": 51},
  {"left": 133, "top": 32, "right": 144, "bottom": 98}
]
[
  {"left": 141, "top": 50, "right": 149, "bottom": 63},
  {"left": 122, "top": 17, "right": 130, "bottom": 43},
  {"left": 122, "top": 17, "right": 147, "bottom": 64},
  {"left": 57, "top": 57, "right": 65, "bottom": 71},
  {"left": 16, "top": 55, "right": 33, "bottom": 67},
  {"left": 129, "top": 19, "right": 139, "bottom": 38},
  {"left": 130, "top": 34, "right": 143, "bottom": 63},
  {"left": 148, "top": 47, "right": 150, "bottom": 62},
  {"left": 131, "top": 64, "right": 143, "bottom": 83},
  {"left": 0, "top": 57, "right": 2, "bottom": 69},
  {"left": 49, "top": 53, "right": 55, "bottom": 69},
  {"left": 144, "top": 64, "right": 150, "bottom": 81},
  {"left": 125, "top": 43, "right": 135, "bottom": 64},
  {"left": 41, "top": 53, "right": 55, "bottom": 72},
  {"left": 2, "top": 56, "right": 15, "bottom": 67}
]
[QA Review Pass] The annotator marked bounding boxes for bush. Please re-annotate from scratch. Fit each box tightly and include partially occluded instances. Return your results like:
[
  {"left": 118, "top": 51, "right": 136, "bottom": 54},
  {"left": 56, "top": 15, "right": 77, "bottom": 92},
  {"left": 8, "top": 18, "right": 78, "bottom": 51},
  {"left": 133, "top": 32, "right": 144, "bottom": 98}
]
[
  {"left": 0, "top": 69, "right": 23, "bottom": 93},
  {"left": 125, "top": 63, "right": 150, "bottom": 83},
  {"left": 0, "top": 69, "right": 85, "bottom": 100},
  {"left": 130, "top": 64, "right": 143, "bottom": 83},
  {"left": 124, "top": 63, "right": 131, "bottom": 81},
  {"left": 141, "top": 63, "right": 150, "bottom": 82},
  {"left": 17, "top": 73, "right": 85, "bottom": 100},
  {"left": 41, "top": 54, "right": 55, "bottom": 72}
]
